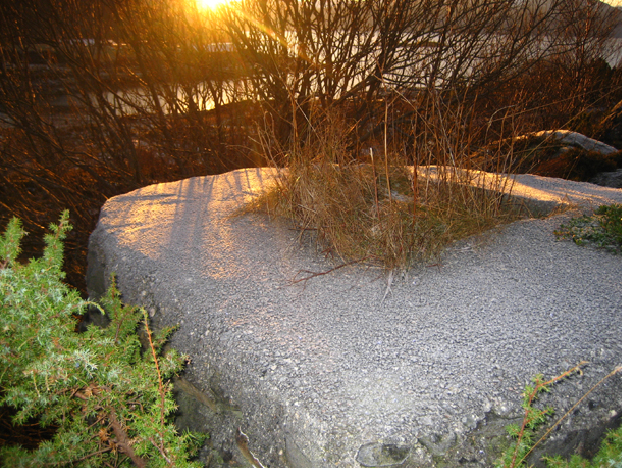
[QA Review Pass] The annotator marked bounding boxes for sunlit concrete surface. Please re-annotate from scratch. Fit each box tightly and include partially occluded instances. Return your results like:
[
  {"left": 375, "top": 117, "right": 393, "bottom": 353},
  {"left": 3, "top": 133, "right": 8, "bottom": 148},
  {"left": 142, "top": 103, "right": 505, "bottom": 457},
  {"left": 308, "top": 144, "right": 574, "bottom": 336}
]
[
  {"left": 88, "top": 168, "right": 622, "bottom": 468},
  {"left": 419, "top": 166, "right": 622, "bottom": 212}
]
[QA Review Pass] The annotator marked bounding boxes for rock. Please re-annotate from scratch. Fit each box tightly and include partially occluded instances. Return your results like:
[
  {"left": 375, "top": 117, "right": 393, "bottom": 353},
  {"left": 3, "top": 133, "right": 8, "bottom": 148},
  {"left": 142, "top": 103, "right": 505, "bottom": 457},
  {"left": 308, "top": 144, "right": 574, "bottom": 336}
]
[
  {"left": 530, "top": 130, "right": 618, "bottom": 155},
  {"left": 589, "top": 169, "right": 622, "bottom": 188},
  {"left": 87, "top": 168, "right": 622, "bottom": 467},
  {"left": 596, "top": 97, "right": 622, "bottom": 150},
  {"left": 522, "top": 146, "right": 621, "bottom": 182},
  {"left": 474, "top": 130, "right": 622, "bottom": 182}
]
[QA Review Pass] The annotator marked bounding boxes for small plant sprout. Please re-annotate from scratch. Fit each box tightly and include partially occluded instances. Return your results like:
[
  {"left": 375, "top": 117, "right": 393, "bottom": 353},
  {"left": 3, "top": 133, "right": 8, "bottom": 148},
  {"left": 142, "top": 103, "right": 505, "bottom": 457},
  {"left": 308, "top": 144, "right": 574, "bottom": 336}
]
[{"left": 554, "top": 204, "right": 622, "bottom": 254}]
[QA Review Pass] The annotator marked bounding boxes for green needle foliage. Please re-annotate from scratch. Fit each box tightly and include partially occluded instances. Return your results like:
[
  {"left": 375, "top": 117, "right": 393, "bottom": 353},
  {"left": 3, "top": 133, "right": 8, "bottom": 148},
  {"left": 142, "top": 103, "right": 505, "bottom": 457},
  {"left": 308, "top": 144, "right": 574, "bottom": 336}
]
[
  {"left": 496, "top": 377, "right": 558, "bottom": 468},
  {"left": 554, "top": 204, "right": 622, "bottom": 254},
  {"left": 496, "top": 364, "right": 586, "bottom": 468},
  {"left": 497, "top": 363, "right": 622, "bottom": 468},
  {"left": 0, "top": 211, "right": 206, "bottom": 467},
  {"left": 544, "top": 426, "right": 622, "bottom": 467}
]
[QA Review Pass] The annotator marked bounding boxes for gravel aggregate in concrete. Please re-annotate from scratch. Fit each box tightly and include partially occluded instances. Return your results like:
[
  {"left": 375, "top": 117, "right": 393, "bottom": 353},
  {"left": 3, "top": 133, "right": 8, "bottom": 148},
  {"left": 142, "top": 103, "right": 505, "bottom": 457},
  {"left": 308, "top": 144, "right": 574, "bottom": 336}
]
[{"left": 87, "top": 168, "right": 622, "bottom": 467}]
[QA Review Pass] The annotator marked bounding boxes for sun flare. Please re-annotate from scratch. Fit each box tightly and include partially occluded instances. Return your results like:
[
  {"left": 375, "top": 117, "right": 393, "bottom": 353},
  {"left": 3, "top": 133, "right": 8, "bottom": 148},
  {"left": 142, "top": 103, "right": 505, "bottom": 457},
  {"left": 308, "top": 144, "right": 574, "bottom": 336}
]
[{"left": 196, "top": 0, "right": 229, "bottom": 11}]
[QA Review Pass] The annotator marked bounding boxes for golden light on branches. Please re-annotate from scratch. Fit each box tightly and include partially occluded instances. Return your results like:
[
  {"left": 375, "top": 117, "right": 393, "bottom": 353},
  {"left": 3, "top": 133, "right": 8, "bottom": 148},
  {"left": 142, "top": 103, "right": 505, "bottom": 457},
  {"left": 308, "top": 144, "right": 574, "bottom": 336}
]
[{"left": 195, "top": 0, "right": 230, "bottom": 11}]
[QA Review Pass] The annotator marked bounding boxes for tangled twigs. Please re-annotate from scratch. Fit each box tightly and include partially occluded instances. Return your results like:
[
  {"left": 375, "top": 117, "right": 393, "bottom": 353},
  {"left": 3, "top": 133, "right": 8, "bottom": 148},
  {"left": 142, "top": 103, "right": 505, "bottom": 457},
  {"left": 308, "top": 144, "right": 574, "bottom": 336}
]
[{"left": 291, "top": 257, "right": 370, "bottom": 285}]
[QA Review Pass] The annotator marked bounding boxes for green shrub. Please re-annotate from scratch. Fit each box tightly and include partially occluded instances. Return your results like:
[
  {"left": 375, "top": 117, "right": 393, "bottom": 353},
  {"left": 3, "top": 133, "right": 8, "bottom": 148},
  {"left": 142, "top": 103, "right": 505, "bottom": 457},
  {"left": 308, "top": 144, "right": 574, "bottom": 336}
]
[
  {"left": 497, "top": 363, "right": 622, "bottom": 468},
  {"left": 0, "top": 211, "right": 205, "bottom": 467},
  {"left": 554, "top": 204, "right": 622, "bottom": 254},
  {"left": 496, "top": 366, "right": 583, "bottom": 468},
  {"left": 544, "top": 426, "right": 622, "bottom": 467}
]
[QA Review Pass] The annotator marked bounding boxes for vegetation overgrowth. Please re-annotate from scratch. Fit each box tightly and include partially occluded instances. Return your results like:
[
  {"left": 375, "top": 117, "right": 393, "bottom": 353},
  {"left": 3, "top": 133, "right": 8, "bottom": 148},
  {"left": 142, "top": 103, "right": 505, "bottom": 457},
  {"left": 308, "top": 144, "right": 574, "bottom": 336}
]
[
  {"left": 545, "top": 428, "right": 622, "bottom": 468},
  {"left": 497, "top": 365, "right": 586, "bottom": 468},
  {"left": 554, "top": 203, "right": 622, "bottom": 254},
  {"left": 0, "top": 212, "right": 205, "bottom": 467},
  {"left": 245, "top": 105, "right": 527, "bottom": 268},
  {"left": 1, "top": 212, "right": 620, "bottom": 466},
  {"left": 495, "top": 209, "right": 622, "bottom": 467},
  {"left": 2, "top": 0, "right": 622, "bottom": 460},
  {"left": 497, "top": 363, "right": 622, "bottom": 468},
  {"left": 2, "top": 0, "right": 622, "bottom": 290}
]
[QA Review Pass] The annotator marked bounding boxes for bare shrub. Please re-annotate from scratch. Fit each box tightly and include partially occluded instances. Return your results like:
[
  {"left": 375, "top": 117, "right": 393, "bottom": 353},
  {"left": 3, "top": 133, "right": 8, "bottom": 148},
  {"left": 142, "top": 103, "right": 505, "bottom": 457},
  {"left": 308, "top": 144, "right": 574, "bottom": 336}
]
[{"left": 0, "top": 0, "right": 250, "bottom": 290}]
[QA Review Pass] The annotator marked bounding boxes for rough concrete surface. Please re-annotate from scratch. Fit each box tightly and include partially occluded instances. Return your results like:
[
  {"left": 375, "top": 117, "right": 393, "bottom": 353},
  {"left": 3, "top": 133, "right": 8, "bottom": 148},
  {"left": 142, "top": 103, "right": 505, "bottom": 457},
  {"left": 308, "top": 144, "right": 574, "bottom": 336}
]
[{"left": 87, "top": 168, "right": 622, "bottom": 468}]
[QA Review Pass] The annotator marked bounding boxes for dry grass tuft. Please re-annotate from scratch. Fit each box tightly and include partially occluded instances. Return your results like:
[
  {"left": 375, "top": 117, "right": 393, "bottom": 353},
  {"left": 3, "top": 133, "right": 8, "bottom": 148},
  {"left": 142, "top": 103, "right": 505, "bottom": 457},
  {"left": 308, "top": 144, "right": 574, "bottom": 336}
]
[{"left": 245, "top": 110, "right": 526, "bottom": 270}]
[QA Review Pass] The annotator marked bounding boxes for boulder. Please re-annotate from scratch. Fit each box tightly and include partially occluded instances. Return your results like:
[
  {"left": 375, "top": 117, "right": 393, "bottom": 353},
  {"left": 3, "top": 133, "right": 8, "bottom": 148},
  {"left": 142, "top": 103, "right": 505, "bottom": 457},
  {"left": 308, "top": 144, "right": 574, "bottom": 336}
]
[
  {"left": 530, "top": 130, "right": 618, "bottom": 155},
  {"left": 590, "top": 169, "right": 622, "bottom": 189},
  {"left": 597, "top": 98, "right": 622, "bottom": 150},
  {"left": 474, "top": 130, "right": 622, "bottom": 182},
  {"left": 87, "top": 168, "right": 622, "bottom": 467}
]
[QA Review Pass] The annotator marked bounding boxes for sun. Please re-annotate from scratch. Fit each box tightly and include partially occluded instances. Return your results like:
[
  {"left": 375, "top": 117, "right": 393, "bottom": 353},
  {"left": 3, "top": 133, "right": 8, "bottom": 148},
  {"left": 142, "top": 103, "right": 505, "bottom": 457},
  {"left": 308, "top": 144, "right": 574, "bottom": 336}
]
[{"left": 195, "top": 0, "right": 229, "bottom": 11}]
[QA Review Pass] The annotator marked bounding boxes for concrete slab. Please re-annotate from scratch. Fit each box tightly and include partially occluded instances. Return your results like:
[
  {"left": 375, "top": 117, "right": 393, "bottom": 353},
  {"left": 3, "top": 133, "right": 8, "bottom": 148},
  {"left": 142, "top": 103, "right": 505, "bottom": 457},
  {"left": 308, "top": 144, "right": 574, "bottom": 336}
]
[{"left": 87, "top": 168, "right": 622, "bottom": 468}]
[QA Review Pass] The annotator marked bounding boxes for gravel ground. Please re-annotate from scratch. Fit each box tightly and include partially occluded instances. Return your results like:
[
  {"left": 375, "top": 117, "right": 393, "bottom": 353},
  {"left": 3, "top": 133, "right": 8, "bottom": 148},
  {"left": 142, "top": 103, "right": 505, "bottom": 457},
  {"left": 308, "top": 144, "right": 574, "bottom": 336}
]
[{"left": 88, "top": 168, "right": 622, "bottom": 468}]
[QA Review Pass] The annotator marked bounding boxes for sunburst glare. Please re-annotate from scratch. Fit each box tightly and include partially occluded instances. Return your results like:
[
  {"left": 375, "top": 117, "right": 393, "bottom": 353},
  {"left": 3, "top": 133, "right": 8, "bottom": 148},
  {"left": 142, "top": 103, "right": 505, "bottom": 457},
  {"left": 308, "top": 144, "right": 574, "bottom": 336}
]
[{"left": 195, "top": 0, "right": 229, "bottom": 11}]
